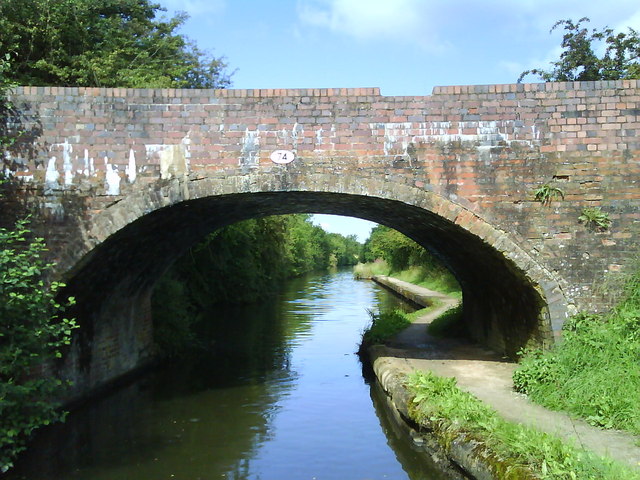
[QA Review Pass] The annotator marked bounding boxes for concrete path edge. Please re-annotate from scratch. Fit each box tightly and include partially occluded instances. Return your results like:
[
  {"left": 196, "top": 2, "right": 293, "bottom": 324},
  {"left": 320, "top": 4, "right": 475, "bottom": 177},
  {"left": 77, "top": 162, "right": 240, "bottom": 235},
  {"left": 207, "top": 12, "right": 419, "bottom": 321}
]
[
  {"left": 365, "top": 275, "right": 640, "bottom": 478},
  {"left": 368, "top": 345, "right": 536, "bottom": 480}
]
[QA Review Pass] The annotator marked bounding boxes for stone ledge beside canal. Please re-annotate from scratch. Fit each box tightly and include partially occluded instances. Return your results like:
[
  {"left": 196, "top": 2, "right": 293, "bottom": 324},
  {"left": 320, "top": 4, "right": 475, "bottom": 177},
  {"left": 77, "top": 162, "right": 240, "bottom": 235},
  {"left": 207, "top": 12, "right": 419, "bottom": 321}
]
[
  {"left": 364, "top": 276, "right": 640, "bottom": 479},
  {"left": 368, "top": 346, "right": 536, "bottom": 480},
  {"left": 371, "top": 275, "right": 451, "bottom": 308}
]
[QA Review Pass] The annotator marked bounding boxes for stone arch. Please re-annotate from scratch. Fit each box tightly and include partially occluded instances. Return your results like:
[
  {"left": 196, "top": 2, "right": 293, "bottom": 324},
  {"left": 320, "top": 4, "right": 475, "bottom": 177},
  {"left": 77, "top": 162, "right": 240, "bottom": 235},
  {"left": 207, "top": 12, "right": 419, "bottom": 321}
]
[{"left": 57, "top": 172, "right": 569, "bottom": 397}]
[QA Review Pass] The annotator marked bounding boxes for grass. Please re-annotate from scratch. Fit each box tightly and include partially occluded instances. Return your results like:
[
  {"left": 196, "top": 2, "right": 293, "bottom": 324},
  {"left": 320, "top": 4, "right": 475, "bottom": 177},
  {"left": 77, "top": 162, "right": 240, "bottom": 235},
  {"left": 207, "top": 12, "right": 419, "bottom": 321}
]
[
  {"left": 361, "top": 309, "right": 411, "bottom": 346},
  {"left": 353, "top": 259, "right": 392, "bottom": 279},
  {"left": 353, "top": 260, "right": 462, "bottom": 298},
  {"left": 392, "top": 265, "right": 461, "bottom": 297},
  {"left": 408, "top": 371, "right": 640, "bottom": 480},
  {"left": 427, "top": 303, "right": 465, "bottom": 338},
  {"left": 513, "top": 266, "right": 640, "bottom": 435}
]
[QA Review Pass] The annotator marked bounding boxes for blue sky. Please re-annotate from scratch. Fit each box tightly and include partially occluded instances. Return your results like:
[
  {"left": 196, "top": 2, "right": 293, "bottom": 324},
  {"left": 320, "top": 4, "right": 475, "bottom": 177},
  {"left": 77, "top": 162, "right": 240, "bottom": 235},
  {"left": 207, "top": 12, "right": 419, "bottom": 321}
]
[{"left": 157, "top": 0, "right": 640, "bottom": 242}]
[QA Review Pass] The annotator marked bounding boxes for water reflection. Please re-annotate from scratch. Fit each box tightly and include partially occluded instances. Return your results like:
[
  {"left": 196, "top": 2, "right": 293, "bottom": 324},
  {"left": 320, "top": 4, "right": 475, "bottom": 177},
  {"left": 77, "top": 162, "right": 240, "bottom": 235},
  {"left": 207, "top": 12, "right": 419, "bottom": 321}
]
[{"left": 8, "top": 270, "right": 449, "bottom": 480}]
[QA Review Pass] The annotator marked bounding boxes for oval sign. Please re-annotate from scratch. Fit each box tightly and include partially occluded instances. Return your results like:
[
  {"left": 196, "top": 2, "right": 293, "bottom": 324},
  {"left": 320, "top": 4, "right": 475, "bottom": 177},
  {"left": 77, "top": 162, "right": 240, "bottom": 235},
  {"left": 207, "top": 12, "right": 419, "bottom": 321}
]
[{"left": 270, "top": 150, "right": 296, "bottom": 164}]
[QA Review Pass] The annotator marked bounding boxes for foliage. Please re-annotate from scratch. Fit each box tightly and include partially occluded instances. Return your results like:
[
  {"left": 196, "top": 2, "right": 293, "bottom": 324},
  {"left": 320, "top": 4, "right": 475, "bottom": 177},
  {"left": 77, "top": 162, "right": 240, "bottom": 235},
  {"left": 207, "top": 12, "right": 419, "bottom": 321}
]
[
  {"left": 359, "top": 225, "right": 460, "bottom": 295},
  {"left": 152, "top": 215, "right": 361, "bottom": 357},
  {"left": 579, "top": 207, "right": 612, "bottom": 231},
  {"left": 0, "top": 216, "right": 77, "bottom": 472},
  {"left": 408, "top": 371, "right": 639, "bottom": 480},
  {"left": 0, "top": 0, "right": 232, "bottom": 88},
  {"left": 361, "top": 309, "right": 411, "bottom": 347},
  {"left": 513, "top": 265, "right": 640, "bottom": 435},
  {"left": 392, "top": 265, "right": 461, "bottom": 297},
  {"left": 534, "top": 184, "right": 564, "bottom": 206},
  {"left": 427, "top": 304, "right": 465, "bottom": 338},
  {"left": 519, "top": 18, "right": 640, "bottom": 82},
  {"left": 352, "top": 258, "right": 391, "bottom": 279},
  {"left": 361, "top": 225, "right": 426, "bottom": 270}
]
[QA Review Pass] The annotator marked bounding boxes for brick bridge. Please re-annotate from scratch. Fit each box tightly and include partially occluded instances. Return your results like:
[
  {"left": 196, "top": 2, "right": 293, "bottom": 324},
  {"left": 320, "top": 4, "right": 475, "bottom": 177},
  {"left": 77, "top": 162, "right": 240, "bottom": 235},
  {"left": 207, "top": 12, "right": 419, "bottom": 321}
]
[{"left": 3, "top": 80, "right": 639, "bottom": 398}]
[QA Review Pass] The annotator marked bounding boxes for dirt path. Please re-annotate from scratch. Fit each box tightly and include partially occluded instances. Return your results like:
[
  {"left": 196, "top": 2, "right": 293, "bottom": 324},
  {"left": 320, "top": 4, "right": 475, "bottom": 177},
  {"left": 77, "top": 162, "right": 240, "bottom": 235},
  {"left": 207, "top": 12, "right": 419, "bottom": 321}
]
[{"left": 371, "top": 276, "right": 640, "bottom": 471}]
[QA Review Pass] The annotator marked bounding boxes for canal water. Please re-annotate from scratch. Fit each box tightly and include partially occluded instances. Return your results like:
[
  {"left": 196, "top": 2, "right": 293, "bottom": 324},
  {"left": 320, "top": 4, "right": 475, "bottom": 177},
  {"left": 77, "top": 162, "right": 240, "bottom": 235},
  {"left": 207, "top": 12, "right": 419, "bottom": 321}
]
[{"left": 8, "top": 270, "right": 451, "bottom": 480}]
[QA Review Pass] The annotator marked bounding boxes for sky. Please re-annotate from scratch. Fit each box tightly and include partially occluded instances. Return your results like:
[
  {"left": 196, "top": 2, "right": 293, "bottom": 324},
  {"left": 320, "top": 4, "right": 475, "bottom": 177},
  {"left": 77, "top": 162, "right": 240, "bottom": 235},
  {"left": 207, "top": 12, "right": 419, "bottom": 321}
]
[{"left": 157, "top": 0, "right": 640, "bottom": 242}]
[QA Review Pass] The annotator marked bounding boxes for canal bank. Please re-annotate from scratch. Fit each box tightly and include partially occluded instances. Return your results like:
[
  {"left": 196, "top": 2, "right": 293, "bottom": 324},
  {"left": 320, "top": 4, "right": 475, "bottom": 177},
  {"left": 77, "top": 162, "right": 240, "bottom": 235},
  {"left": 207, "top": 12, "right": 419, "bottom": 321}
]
[{"left": 366, "top": 275, "right": 640, "bottom": 478}]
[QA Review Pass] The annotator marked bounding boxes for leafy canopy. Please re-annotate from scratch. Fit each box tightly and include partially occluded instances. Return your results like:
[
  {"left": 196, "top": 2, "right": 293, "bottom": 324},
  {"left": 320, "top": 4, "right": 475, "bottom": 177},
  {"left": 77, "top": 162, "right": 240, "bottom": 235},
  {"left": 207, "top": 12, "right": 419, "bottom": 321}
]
[
  {"left": 519, "top": 17, "right": 640, "bottom": 82},
  {"left": 0, "top": 0, "right": 232, "bottom": 88}
]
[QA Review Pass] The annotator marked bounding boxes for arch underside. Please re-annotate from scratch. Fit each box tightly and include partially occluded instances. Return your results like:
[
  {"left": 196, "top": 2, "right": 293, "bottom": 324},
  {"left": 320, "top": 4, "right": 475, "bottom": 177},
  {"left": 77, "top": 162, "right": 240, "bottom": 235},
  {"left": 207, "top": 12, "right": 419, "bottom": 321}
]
[
  {"left": 56, "top": 175, "right": 567, "bottom": 397},
  {"left": 50, "top": 172, "right": 566, "bottom": 398}
]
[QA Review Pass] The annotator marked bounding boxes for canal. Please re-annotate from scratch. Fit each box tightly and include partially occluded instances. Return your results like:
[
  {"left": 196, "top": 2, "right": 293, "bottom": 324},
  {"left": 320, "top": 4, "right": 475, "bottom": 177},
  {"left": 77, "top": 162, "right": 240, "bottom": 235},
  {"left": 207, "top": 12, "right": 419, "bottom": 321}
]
[{"left": 8, "top": 270, "right": 452, "bottom": 480}]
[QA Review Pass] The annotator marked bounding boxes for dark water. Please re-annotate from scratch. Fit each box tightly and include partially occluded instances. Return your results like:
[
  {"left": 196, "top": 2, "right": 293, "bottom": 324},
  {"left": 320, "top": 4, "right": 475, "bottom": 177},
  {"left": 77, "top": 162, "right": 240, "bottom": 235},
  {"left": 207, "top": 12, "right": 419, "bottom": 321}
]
[{"left": 8, "top": 270, "right": 450, "bottom": 480}]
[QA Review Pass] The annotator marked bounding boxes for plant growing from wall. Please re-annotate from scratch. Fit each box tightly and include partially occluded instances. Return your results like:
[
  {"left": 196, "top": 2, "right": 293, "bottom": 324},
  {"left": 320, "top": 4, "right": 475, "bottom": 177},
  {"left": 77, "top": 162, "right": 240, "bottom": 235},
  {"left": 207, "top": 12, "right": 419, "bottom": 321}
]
[
  {"left": 534, "top": 184, "right": 565, "bottom": 206},
  {"left": 579, "top": 207, "right": 611, "bottom": 231}
]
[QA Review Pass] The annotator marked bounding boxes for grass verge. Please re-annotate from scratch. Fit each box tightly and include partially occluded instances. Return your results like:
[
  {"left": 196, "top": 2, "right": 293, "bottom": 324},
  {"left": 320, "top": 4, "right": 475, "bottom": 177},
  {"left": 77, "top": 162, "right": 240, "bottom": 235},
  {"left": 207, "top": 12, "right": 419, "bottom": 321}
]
[
  {"left": 513, "top": 267, "right": 640, "bottom": 435},
  {"left": 361, "top": 309, "right": 411, "bottom": 346},
  {"left": 408, "top": 371, "right": 640, "bottom": 480},
  {"left": 353, "top": 261, "right": 462, "bottom": 298},
  {"left": 427, "top": 303, "right": 465, "bottom": 338},
  {"left": 353, "top": 259, "right": 392, "bottom": 279}
]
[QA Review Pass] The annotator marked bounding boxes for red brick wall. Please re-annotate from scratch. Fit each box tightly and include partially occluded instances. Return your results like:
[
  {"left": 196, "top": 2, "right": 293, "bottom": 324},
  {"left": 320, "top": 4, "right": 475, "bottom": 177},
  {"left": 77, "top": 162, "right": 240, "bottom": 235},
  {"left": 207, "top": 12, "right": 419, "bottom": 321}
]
[{"left": 6, "top": 81, "right": 640, "bottom": 397}]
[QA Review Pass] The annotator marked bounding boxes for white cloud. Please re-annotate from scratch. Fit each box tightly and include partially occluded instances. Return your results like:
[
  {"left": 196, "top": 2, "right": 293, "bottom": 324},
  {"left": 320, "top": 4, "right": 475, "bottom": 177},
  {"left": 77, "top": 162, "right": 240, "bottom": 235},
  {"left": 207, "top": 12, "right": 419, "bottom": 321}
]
[
  {"left": 161, "top": 0, "right": 225, "bottom": 17},
  {"left": 297, "top": 0, "right": 445, "bottom": 51}
]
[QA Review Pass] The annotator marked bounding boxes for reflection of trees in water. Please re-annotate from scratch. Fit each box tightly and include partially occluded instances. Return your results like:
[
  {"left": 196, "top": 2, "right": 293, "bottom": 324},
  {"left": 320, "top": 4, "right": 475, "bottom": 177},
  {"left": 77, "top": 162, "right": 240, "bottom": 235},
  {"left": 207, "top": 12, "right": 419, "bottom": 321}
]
[
  {"left": 7, "top": 290, "right": 299, "bottom": 480},
  {"left": 8, "top": 270, "right": 436, "bottom": 480},
  {"left": 367, "top": 382, "right": 458, "bottom": 480}
]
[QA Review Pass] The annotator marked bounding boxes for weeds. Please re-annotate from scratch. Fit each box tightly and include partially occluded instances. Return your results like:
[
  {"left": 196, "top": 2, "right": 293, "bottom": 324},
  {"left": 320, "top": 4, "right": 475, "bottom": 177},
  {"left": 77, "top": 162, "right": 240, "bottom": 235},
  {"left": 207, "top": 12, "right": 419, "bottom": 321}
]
[
  {"left": 408, "top": 371, "right": 640, "bottom": 480},
  {"left": 514, "top": 267, "right": 640, "bottom": 435},
  {"left": 361, "top": 309, "right": 411, "bottom": 346},
  {"left": 353, "top": 259, "right": 391, "bottom": 279},
  {"left": 578, "top": 207, "right": 611, "bottom": 231},
  {"left": 534, "top": 184, "right": 565, "bottom": 206},
  {"left": 427, "top": 303, "right": 465, "bottom": 338}
]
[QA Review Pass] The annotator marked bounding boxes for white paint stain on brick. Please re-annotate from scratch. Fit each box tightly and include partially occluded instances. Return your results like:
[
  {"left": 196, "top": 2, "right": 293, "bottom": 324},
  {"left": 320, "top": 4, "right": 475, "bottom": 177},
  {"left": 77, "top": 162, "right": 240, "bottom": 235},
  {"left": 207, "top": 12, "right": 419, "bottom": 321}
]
[
  {"left": 146, "top": 134, "right": 191, "bottom": 179},
  {"left": 82, "top": 149, "right": 95, "bottom": 177},
  {"left": 240, "top": 128, "right": 260, "bottom": 168},
  {"left": 104, "top": 157, "right": 121, "bottom": 195},
  {"left": 126, "top": 149, "right": 137, "bottom": 183},
  {"left": 291, "top": 123, "right": 302, "bottom": 149},
  {"left": 147, "top": 144, "right": 186, "bottom": 179},
  {"left": 62, "top": 140, "right": 74, "bottom": 186},
  {"left": 371, "top": 120, "right": 540, "bottom": 158},
  {"left": 45, "top": 156, "right": 60, "bottom": 191},
  {"left": 182, "top": 134, "right": 191, "bottom": 168}
]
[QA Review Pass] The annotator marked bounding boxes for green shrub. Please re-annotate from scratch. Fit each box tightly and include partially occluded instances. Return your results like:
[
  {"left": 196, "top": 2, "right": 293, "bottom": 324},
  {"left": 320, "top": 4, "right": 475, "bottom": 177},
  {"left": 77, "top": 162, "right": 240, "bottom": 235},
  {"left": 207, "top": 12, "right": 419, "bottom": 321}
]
[
  {"left": 361, "top": 309, "right": 410, "bottom": 346},
  {"left": 579, "top": 207, "right": 612, "bottom": 231},
  {"left": 513, "top": 268, "right": 640, "bottom": 435},
  {"left": 352, "top": 259, "right": 390, "bottom": 279},
  {"left": 0, "top": 217, "right": 77, "bottom": 472},
  {"left": 534, "top": 184, "right": 565, "bottom": 206}
]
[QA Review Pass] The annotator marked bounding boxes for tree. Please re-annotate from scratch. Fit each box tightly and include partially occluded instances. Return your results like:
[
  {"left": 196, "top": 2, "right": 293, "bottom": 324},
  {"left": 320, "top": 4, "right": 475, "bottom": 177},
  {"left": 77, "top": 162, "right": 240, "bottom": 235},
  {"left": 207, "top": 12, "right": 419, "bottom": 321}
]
[
  {"left": 152, "top": 215, "right": 362, "bottom": 357},
  {"left": 0, "top": 0, "right": 232, "bottom": 88},
  {"left": 519, "top": 17, "right": 640, "bottom": 82}
]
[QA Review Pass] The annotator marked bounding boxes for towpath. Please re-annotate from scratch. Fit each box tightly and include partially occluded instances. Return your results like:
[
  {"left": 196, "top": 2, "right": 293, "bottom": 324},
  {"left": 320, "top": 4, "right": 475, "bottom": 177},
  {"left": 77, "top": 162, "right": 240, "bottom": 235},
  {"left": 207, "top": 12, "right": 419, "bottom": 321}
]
[{"left": 370, "top": 275, "right": 640, "bottom": 471}]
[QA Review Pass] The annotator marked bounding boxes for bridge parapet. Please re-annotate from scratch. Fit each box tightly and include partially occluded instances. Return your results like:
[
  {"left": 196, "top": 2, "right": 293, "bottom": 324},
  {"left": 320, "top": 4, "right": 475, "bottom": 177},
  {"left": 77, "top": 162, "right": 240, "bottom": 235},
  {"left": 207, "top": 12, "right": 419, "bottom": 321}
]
[{"left": 7, "top": 80, "right": 639, "bottom": 307}]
